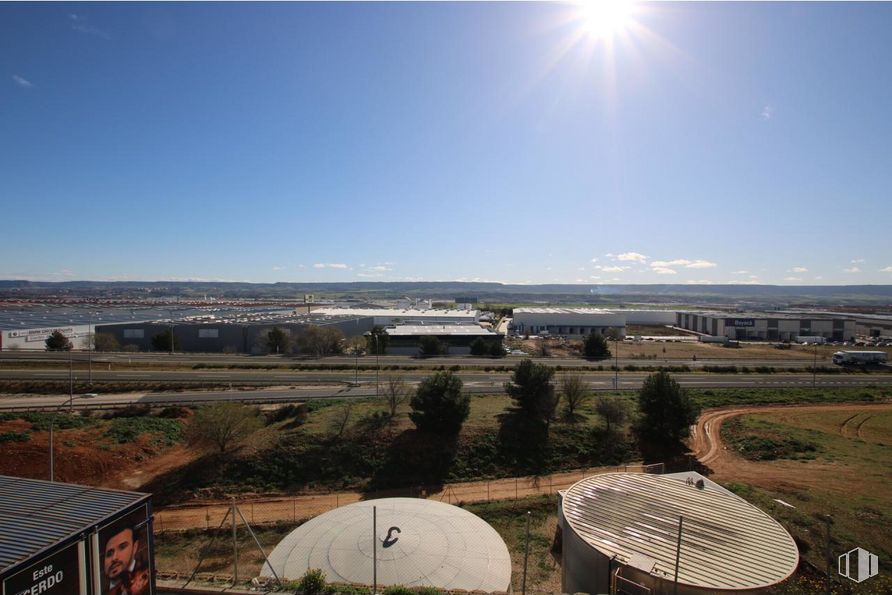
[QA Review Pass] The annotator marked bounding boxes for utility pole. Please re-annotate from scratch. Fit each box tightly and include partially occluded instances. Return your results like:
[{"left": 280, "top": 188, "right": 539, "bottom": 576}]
[
  {"left": 824, "top": 514, "right": 833, "bottom": 595},
  {"left": 614, "top": 334, "right": 619, "bottom": 393},
  {"left": 87, "top": 314, "right": 93, "bottom": 385},
  {"left": 372, "top": 506, "right": 377, "bottom": 595},
  {"left": 521, "top": 511, "right": 531, "bottom": 595},
  {"left": 813, "top": 342, "right": 818, "bottom": 389},
  {"left": 232, "top": 498, "right": 239, "bottom": 586}
]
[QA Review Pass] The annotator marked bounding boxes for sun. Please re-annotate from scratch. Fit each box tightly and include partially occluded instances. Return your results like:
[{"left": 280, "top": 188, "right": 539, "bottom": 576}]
[{"left": 577, "top": 0, "right": 635, "bottom": 39}]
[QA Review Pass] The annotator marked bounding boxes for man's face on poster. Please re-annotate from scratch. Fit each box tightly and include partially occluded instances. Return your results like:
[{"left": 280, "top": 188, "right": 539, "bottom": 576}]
[{"left": 103, "top": 528, "right": 136, "bottom": 582}]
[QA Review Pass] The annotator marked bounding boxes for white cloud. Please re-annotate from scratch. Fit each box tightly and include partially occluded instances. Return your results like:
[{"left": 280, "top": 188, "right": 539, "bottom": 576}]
[
  {"left": 577, "top": 267, "right": 585, "bottom": 271},
  {"left": 596, "top": 265, "right": 627, "bottom": 273},
  {"left": 686, "top": 259, "right": 717, "bottom": 269},
  {"left": 761, "top": 105, "right": 774, "bottom": 120},
  {"left": 791, "top": 267, "right": 808, "bottom": 273},
  {"left": 367, "top": 265, "right": 392, "bottom": 272},
  {"left": 814, "top": 276, "right": 824, "bottom": 280},
  {"left": 851, "top": 258, "right": 865, "bottom": 264},
  {"left": 881, "top": 266, "right": 892, "bottom": 273},
  {"left": 271, "top": 266, "right": 284, "bottom": 271},
  {"left": 616, "top": 252, "right": 647, "bottom": 263},
  {"left": 12, "top": 75, "right": 32, "bottom": 88},
  {"left": 783, "top": 276, "right": 802, "bottom": 282},
  {"left": 650, "top": 258, "right": 716, "bottom": 269},
  {"left": 843, "top": 266, "right": 861, "bottom": 273},
  {"left": 590, "top": 275, "right": 601, "bottom": 279},
  {"left": 652, "top": 267, "right": 677, "bottom": 275},
  {"left": 686, "top": 280, "right": 712, "bottom": 285},
  {"left": 69, "top": 13, "right": 110, "bottom": 38},
  {"left": 732, "top": 270, "right": 748, "bottom": 275},
  {"left": 590, "top": 257, "right": 599, "bottom": 263},
  {"left": 313, "top": 263, "right": 349, "bottom": 269}
]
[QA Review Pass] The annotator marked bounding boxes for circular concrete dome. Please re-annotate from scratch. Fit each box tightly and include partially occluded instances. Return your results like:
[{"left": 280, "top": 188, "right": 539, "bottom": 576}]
[
  {"left": 261, "top": 498, "right": 511, "bottom": 591},
  {"left": 560, "top": 473, "right": 799, "bottom": 593}
]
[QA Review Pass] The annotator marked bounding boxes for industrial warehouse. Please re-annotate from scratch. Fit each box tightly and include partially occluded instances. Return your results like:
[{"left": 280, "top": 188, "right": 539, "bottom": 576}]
[
  {"left": 674, "top": 311, "right": 858, "bottom": 342},
  {"left": 511, "top": 308, "right": 676, "bottom": 337}
]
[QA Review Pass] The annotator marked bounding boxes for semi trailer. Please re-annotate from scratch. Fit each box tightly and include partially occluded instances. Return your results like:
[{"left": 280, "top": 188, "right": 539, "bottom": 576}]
[{"left": 831, "top": 351, "right": 888, "bottom": 365}]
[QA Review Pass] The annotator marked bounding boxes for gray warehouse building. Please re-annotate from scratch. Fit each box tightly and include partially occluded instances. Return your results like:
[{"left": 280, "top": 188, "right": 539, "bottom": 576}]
[
  {"left": 676, "top": 311, "right": 857, "bottom": 341},
  {"left": 513, "top": 308, "right": 626, "bottom": 337}
]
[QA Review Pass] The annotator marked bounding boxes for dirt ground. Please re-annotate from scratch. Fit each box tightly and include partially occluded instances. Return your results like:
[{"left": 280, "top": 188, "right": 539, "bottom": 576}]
[
  {"left": 152, "top": 464, "right": 654, "bottom": 532},
  {"left": 690, "top": 401, "right": 892, "bottom": 493},
  {"left": 0, "top": 419, "right": 193, "bottom": 488}
]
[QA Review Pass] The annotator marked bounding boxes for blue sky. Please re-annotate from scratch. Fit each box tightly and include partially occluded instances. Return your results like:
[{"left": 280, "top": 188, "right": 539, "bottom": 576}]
[{"left": 2, "top": 1, "right": 891, "bottom": 285}]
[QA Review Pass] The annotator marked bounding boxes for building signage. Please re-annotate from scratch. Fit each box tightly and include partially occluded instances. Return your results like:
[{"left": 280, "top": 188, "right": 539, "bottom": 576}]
[
  {"left": 726, "top": 319, "right": 755, "bottom": 327},
  {"left": 3, "top": 543, "right": 80, "bottom": 595},
  {"left": 97, "top": 506, "right": 154, "bottom": 595},
  {"left": 7, "top": 327, "right": 75, "bottom": 340}
]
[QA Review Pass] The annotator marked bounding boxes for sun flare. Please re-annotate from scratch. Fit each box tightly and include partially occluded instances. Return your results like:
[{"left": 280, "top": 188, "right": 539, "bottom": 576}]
[{"left": 578, "top": 0, "right": 635, "bottom": 39}]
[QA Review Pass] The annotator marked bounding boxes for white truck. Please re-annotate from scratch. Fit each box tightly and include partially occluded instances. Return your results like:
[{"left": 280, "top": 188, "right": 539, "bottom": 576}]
[{"left": 831, "top": 351, "right": 888, "bottom": 366}]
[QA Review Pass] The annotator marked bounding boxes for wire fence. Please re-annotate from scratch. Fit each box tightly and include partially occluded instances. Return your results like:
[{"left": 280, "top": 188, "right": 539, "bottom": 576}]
[{"left": 154, "top": 463, "right": 664, "bottom": 533}]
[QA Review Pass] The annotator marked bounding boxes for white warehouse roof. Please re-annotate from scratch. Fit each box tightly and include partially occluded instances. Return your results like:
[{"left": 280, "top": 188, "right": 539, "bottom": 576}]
[
  {"left": 261, "top": 498, "right": 511, "bottom": 591},
  {"left": 560, "top": 473, "right": 798, "bottom": 591},
  {"left": 514, "top": 307, "right": 616, "bottom": 315},
  {"left": 312, "top": 308, "right": 478, "bottom": 319},
  {"left": 386, "top": 325, "right": 495, "bottom": 336}
]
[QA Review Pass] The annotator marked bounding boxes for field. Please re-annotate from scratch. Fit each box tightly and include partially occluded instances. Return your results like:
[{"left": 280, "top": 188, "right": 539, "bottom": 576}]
[{"left": 700, "top": 404, "right": 892, "bottom": 593}]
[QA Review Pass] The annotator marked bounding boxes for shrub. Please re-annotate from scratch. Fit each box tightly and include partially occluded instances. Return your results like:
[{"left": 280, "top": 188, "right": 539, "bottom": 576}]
[
  {"left": 295, "top": 568, "right": 327, "bottom": 595},
  {"left": 0, "top": 431, "right": 30, "bottom": 443}
]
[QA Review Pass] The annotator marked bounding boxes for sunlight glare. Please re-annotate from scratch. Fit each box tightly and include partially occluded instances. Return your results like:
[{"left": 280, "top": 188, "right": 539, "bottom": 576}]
[{"left": 578, "top": 0, "right": 635, "bottom": 39}]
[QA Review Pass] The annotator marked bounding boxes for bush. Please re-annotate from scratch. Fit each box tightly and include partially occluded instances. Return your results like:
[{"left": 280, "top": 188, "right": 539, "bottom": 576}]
[
  {"left": 295, "top": 568, "right": 327, "bottom": 595},
  {"left": 0, "top": 431, "right": 30, "bottom": 443},
  {"left": 382, "top": 587, "right": 414, "bottom": 595},
  {"left": 582, "top": 333, "right": 611, "bottom": 359}
]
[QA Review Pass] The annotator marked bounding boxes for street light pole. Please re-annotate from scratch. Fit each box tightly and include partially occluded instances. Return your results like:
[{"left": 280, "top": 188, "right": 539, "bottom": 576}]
[
  {"left": 87, "top": 313, "right": 93, "bottom": 385},
  {"left": 373, "top": 334, "right": 380, "bottom": 397},
  {"left": 813, "top": 342, "right": 818, "bottom": 389},
  {"left": 50, "top": 390, "right": 81, "bottom": 482},
  {"left": 614, "top": 334, "right": 619, "bottom": 393}
]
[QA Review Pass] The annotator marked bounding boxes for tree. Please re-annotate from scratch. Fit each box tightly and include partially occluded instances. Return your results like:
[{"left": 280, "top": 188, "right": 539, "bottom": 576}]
[
  {"left": 345, "top": 336, "right": 367, "bottom": 357},
  {"left": 186, "top": 402, "right": 263, "bottom": 455},
  {"left": 469, "top": 337, "right": 489, "bottom": 356},
  {"left": 266, "top": 326, "right": 290, "bottom": 354},
  {"left": 93, "top": 332, "right": 120, "bottom": 352},
  {"left": 151, "top": 329, "right": 179, "bottom": 352},
  {"left": 418, "top": 336, "right": 445, "bottom": 357},
  {"left": 583, "top": 332, "right": 611, "bottom": 359},
  {"left": 45, "top": 330, "right": 73, "bottom": 351},
  {"left": 297, "top": 325, "right": 344, "bottom": 357},
  {"left": 560, "top": 374, "right": 589, "bottom": 421},
  {"left": 504, "top": 359, "right": 559, "bottom": 428},
  {"left": 489, "top": 340, "right": 507, "bottom": 358},
  {"left": 384, "top": 375, "right": 409, "bottom": 418},
  {"left": 636, "top": 371, "right": 700, "bottom": 443},
  {"left": 596, "top": 396, "right": 628, "bottom": 434},
  {"left": 367, "top": 326, "right": 389, "bottom": 355},
  {"left": 409, "top": 371, "right": 470, "bottom": 434}
]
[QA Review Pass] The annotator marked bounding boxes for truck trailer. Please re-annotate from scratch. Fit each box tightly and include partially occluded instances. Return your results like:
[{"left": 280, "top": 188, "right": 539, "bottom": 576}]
[{"left": 831, "top": 351, "right": 888, "bottom": 365}]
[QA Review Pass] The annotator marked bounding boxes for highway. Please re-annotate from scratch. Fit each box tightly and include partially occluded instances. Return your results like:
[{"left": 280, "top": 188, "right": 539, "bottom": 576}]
[
  {"left": 0, "top": 350, "right": 854, "bottom": 369},
  {"left": 1, "top": 373, "right": 889, "bottom": 412}
]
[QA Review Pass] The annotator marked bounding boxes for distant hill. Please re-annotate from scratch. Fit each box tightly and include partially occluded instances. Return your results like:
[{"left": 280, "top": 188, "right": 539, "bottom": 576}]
[{"left": 1, "top": 280, "right": 891, "bottom": 307}]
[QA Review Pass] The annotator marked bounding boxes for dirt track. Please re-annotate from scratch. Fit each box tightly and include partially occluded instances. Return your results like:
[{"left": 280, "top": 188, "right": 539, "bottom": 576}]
[
  {"left": 690, "top": 401, "right": 892, "bottom": 491},
  {"left": 153, "top": 464, "right": 658, "bottom": 532}
]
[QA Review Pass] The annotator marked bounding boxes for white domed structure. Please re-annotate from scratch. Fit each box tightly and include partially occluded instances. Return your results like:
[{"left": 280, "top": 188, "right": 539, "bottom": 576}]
[{"left": 261, "top": 497, "right": 511, "bottom": 592}]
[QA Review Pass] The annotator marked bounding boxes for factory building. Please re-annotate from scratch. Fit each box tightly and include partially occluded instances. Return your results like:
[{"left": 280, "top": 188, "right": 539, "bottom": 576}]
[
  {"left": 675, "top": 312, "right": 857, "bottom": 341},
  {"left": 383, "top": 324, "right": 501, "bottom": 355},
  {"left": 558, "top": 472, "right": 798, "bottom": 595},
  {"left": 262, "top": 498, "right": 511, "bottom": 592},
  {"left": 513, "top": 308, "right": 626, "bottom": 337},
  {"left": 310, "top": 307, "right": 479, "bottom": 326}
]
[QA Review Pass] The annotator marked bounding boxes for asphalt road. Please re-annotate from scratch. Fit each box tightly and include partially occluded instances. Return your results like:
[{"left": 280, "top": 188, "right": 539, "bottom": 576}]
[
  {"left": 1, "top": 373, "right": 889, "bottom": 411},
  {"left": 0, "top": 350, "right": 846, "bottom": 369}
]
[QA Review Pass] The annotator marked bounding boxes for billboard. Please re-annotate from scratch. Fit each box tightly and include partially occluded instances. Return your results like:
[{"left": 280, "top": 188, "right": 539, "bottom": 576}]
[
  {"left": 97, "top": 506, "right": 154, "bottom": 595},
  {"left": 3, "top": 542, "right": 81, "bottom": 595}
]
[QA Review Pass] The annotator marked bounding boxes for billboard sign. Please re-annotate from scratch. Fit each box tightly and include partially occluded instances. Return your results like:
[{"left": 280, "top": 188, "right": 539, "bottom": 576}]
[
  {"left": 726, "top": 318, "right": 755, "bottom": 327},
  {"left": 4, "top": 542, "right": 81, "bottom": 595},
  {"left": 97, "top": 506, "right": 153, "bottom": 595}
]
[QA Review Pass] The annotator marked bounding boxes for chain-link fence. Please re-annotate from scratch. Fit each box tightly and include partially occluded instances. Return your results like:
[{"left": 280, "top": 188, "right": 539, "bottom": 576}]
[{"left": 154, "top": 463, "right": 664, "bottom": 533}]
